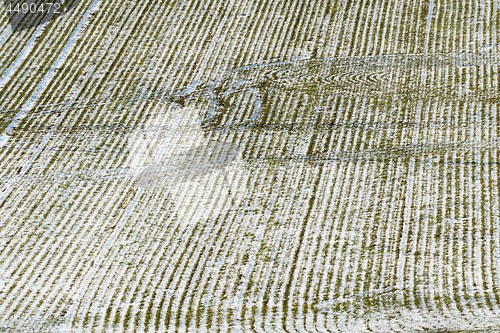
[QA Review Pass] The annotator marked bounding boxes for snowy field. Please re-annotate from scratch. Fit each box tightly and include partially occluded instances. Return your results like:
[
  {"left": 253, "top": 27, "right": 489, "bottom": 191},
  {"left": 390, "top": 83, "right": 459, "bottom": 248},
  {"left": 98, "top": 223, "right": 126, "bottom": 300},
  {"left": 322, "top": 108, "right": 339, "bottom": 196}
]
[{"left": 1, "top": 0, "right": 500, "bottom": 332}]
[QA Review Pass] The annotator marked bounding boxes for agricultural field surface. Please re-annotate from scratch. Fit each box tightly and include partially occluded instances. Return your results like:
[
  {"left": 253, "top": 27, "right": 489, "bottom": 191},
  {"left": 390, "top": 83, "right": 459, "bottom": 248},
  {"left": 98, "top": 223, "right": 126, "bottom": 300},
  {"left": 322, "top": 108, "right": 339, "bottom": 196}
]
[{"left": 0, "top": 0, "right": 500, "bottom": 332}]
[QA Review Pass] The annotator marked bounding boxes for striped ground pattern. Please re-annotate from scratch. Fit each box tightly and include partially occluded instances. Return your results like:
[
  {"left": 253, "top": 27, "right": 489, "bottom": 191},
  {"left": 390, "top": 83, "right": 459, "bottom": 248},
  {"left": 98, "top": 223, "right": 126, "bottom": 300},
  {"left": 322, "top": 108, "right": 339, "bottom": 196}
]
[{"left": 1, "top": 0, "right": 500, "bottom": 332}]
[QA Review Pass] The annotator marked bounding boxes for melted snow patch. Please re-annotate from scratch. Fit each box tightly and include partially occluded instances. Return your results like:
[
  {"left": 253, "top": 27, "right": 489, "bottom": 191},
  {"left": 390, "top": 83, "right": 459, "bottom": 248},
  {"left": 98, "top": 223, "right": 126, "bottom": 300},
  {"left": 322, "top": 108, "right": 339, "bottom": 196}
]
[{"left": 316, "top": 287, "right": 500, "bottom": 332}]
